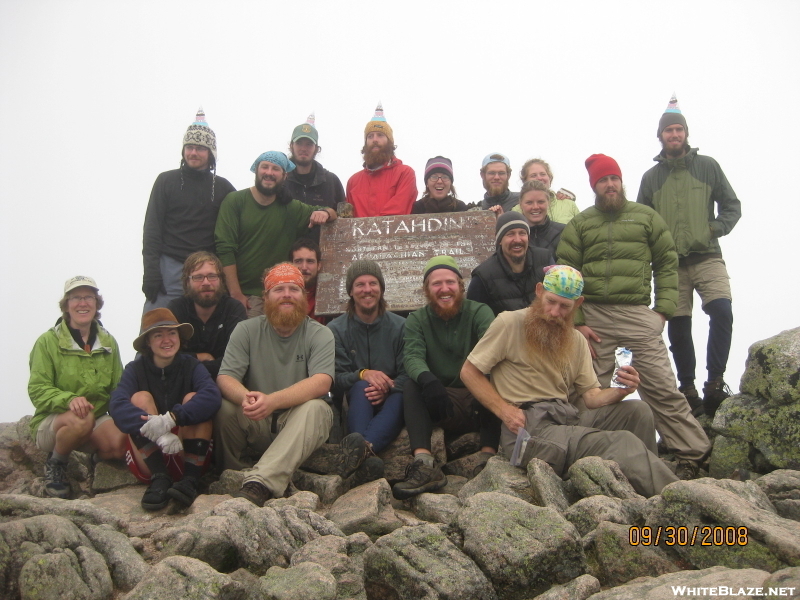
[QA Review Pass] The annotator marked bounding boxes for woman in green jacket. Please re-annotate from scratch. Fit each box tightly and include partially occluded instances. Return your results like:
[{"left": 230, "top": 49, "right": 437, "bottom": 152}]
[{"left": 28, "top": 276, "right": 127, "bottom": 498}]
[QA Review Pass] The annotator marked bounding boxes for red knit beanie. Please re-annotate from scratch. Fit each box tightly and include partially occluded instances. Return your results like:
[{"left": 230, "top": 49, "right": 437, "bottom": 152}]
[{"left": 585, "top": 154, "right": 622, "bottom": 190}]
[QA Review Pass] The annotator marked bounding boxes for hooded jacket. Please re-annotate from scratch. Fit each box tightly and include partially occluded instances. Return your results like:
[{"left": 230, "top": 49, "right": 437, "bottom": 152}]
[
  {"left": 327, "top": 311, "right": 408, "bottom": 396},
  {"left": 28, "top": 319, "right": 122, "bottom": 439},
  {"left": 556, "top": 199, "right": 678, "bottom": 324},
  {"left": 637, "top": 147, "right": 741, "bottom": 259},
  {"left": 346, "top": 158, "right": 417, "bottom": 217}
]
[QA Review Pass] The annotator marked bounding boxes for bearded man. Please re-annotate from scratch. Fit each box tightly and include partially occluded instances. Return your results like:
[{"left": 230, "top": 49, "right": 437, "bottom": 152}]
[
  {"left": 215, "top": 263, "right": 335, "bottom": 506},
  {"left": 167, "top": 252, "right": 247, "bottom": 379},
  {"left": 392, "top": 256, "right": 498, "bottom": 499},
  {"left": 461, "top": 266, "right": 678, "bottom": 498},
  {"left": 215, "top": 151, "right": 337, "bottom": 318},
  {"left": 345, "top": 103, "right": 417, "bottom": 217},
  {"left": 557, "top": 154, "right": 711, "bottom": 481}
]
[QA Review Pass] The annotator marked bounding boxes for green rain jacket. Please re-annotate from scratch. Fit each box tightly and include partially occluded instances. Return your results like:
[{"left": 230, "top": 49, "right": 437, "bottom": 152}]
[
  {"left": 28, "top": 320, "right": 123, "bottom": 439},
  {"left": 637, "top": 147, "right": 741, "bottom": 259}
]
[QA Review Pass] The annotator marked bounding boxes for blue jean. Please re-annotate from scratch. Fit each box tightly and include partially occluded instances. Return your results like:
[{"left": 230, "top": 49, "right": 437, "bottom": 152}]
[{"left": 347, "top": 381, "right": 404, "bottom": 453}]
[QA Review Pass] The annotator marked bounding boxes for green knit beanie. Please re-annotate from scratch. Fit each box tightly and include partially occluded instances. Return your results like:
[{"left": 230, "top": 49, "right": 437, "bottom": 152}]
[{"left": 423, "top": 255, "right": 462, "bottom": 281}]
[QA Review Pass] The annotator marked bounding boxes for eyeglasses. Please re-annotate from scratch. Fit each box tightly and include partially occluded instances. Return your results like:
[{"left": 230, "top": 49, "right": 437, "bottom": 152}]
[
  {"left": 485, "top": 170, "right": 509, "bottom": 178},
  {"left": 427, "top": 174, "right": 452, "bottom": 183},
  {"left": 69, "top": 295, "right": 96, "bottom": 303},
  {"left": 184, "top": 145, "right": 208, "bottom": 153},
  {"left": 190, "top": 274, "right": 220, "bottom": 282}
]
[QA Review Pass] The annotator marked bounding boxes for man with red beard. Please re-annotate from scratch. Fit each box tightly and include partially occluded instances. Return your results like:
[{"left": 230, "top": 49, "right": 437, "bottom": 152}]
[
  {"left": 345, "top": 103, "right": 417, "bottom": 217},
  {"left": 557, "top": 154, "right": 711, "bottom": 481},
  {"left": 393, "top": 256, "right": 498, "bottom": 499},
  {"left": 215, "top": 151, "right": 337, "bottom": 318},
  {"left": 461, "top": 266, "right": 678, "bottom": 498},
  {"left": 167, "top": 252, "right": 246, "bottom": 379},
  {"left": 215, "top": 263, "right": 335, "bottom": 506}
]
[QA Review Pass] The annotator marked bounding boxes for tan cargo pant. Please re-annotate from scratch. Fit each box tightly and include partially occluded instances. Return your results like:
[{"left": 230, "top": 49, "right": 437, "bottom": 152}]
[
  {"left": 214, "top": 398, "right": 332, "bottom": 497},
  {"left": 582, "top": 303, "right": 711, "bottom": 462}
]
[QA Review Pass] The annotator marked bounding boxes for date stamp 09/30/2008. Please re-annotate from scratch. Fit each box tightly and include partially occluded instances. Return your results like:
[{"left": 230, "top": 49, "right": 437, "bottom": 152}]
[{"left": 628, "top": 525, "right": 749, "bottom": 547}]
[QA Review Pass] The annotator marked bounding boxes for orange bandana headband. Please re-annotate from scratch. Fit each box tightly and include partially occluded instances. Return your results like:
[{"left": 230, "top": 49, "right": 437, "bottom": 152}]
[{"left": 264, "top": 263, "right": 305, "bottom": 291}]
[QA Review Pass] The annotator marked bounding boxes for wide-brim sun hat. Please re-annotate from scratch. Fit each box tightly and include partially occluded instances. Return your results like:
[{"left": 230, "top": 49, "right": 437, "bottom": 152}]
[{"left": 133, "top": 308, "right": 194, "bottom": 352}]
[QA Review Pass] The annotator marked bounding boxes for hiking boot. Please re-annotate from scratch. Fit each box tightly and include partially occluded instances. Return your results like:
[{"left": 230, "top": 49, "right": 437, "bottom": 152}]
[
  {"left": 44, "top": 454, "right": 69, "bottom": 499},
  {"left": 392, "top": 458, "right": 447, "bottom": 499},
  {"left": 167, "top": 476, "right": 199, "bottom": 507},
  {"left": 234, "top": 481, "right": 271, "bottom": 507},
  {"left": 679, "top": 384, "right": 703, "bottom": 417},
  {"left": 141, "top": 473, "right": 172, "bottom": 511},
  {"left": 702, "top": 377, "right": 732, "bottom": 418},
  {"left": 352, "top": 456, "right": 385, "bottom": 488},
  {"left": 675, "top": 459, "right": 701, "bottom": 481},
  {"left": 339, "top": 432, "right": 371, "bottom": 479}
]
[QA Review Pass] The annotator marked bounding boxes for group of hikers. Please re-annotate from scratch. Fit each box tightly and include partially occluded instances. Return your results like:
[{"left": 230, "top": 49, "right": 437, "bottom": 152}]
[{"left": 28, "top": 94, "right": 741, "bottom": 510}]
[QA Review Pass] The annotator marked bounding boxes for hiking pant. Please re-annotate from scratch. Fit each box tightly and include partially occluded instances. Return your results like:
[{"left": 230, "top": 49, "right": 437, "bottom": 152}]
[{"left": 347, "top": 380, "right": 404, "bottom": 454}]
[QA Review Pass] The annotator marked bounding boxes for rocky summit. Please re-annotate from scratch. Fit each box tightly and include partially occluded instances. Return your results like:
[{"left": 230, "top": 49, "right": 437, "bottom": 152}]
[{"left": 1, "top": 327, "right": 799, "bottom": 599}]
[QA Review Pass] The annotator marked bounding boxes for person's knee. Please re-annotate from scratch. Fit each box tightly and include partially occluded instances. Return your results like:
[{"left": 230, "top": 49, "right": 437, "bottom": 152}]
[
  {"left": 182, "top": 392, "right": 197, "bottom": 404},
  {"left": 626, "top": 400, "right": 655, "bottom": 424},
  {"left": 704, "top": 298, "right": 733, "bottom": 322},
  {"left": 131, "top": 391, "right": 156, "bottom": 412},
  {"left": 213, "top": 399, "right": 243, "bottom": 439},
  {"left": 348, "top": 380, "right": 371, "bottom": 402}
]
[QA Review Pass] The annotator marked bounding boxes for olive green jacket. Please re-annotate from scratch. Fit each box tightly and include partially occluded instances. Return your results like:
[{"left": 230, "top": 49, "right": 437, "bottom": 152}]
[
  {"left": 637, "top": 147, "right": 741, "bottom": 258},
  {"left": 556, "top": 199, "right": 678, "bottom": 325}
]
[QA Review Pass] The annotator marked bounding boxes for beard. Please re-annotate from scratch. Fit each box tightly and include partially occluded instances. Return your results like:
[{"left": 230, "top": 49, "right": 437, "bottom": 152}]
[
  {"left": 661, "top": 136, "right": 689, "bottom": 158},
  {"left": 594, "top": 186, "right": 627, "bottom": 212},
  {"left": 188, "top": 286, "right": 224, "bottom": 308},
  {"left": 424, "top": 283, "right": 464, "bottom": 320},
  {"left": 361, "top": 143, "right": 394, "bottom": 169},
  {"left": 255, "top": 176, "right": 284, "bottom": 197},
  {"left": 264, "top": 296, "right": 309, "bottom": 330},
  {"left": 483, "top": 181, "right": 508, "bottom": 197},
  {"left": 524, "top": 296, "right": 576, "bottom": 371}
]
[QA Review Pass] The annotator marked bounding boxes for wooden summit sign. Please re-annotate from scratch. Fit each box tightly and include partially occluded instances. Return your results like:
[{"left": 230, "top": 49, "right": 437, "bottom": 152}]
[{"left": 316, "top": 211, "right": 496, "bottom": 316}]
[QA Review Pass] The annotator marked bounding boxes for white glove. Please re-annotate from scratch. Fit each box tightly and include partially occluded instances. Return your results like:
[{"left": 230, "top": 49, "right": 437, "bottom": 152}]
[
  {"left": 156, "top": 432, "right": 183, "bottom": 455},
  {"left": 140, "top": 412, "right": 176, "bottom": 442}
]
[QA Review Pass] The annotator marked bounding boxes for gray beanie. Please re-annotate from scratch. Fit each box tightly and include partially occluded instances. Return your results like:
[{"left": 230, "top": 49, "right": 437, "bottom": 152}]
[
  {"left": 346, "top": 260, "right": 385, "bottom": 294},
  {"left": 495, "top": 212, "right": 530, "bottom": 245}
]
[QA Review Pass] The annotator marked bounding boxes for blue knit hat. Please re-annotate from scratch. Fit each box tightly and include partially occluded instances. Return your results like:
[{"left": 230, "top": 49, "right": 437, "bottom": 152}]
[{"left": 250, "top": 151, "right": 296, "bottom": 174}]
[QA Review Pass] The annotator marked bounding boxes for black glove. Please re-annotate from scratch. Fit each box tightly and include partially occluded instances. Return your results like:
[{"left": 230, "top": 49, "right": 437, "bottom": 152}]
[
  {"left": 419, "top": 372, "right": 452, "bottom": 423},
  {"left": 142, "top": 277, "right": 166, "bottom": 304}
]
